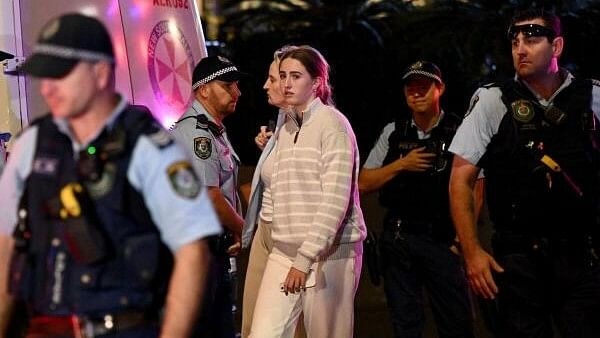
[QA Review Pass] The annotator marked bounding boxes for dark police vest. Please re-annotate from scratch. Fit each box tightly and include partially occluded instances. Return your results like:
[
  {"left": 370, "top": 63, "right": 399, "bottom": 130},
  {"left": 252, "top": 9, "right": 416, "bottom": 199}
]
[
  {"left": 379, "top": 112, "right": 461, "bottom": 241},
  {"left": 479, "top": 78, "right": 600, "bottom": 239},
  {"left": 11, "top": 105, "right": 173, "bottom": 316}
]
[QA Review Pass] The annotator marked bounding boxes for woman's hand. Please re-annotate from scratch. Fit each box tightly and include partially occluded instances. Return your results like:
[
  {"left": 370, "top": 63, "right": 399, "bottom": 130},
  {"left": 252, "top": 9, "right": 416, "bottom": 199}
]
[
  {"left": 282, "top": 267, "right": 307, "bottom": 295},
  {"left": 254, "top": 126, "right": 273, "bottom": 151}
]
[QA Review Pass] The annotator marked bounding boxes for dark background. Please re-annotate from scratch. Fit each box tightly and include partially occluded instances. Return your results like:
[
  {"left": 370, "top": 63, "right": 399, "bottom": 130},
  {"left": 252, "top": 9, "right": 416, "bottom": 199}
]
[
  {"left": 208, "top": 1, "right": 600, "bottom": 336},
  {"left": 203, "top": 0, "right": 600, "bottom": 165}
]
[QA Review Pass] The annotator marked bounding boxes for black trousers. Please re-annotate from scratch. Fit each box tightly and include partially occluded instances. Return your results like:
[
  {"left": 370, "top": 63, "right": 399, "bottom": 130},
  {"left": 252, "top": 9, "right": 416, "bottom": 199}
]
[
  {"left": 380, "top": 228, "right": 474, "bottom": 338},
  {"left": 494, "top": 236, "right": 600, "bottom": 338},
  {"left": 192, "top": 253, "right": 236, "bottom": 338}
]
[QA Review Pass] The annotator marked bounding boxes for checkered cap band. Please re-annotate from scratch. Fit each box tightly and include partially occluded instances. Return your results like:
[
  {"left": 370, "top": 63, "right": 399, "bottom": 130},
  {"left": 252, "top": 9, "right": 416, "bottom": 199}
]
[
  {"left": 192, "top": 66, "right": 238, "bottom": 90},
  {"left": 402, "top": 70, "right": 442, "bottom": 84},
  {"left": 34, "top": 43, "right": 115, "bottom": 63}
]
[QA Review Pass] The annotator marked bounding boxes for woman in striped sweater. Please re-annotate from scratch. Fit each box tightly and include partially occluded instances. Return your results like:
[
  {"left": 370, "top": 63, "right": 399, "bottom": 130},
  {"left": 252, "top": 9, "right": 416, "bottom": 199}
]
[{"left": 246, "top": 46, "right": 366, "bottom": 338}]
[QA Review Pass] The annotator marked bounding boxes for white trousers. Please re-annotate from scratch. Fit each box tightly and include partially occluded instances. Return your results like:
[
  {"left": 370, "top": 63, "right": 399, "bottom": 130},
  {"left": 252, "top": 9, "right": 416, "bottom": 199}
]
[{"left": 249, "top": 252, "right": 362, "bottom": 338}]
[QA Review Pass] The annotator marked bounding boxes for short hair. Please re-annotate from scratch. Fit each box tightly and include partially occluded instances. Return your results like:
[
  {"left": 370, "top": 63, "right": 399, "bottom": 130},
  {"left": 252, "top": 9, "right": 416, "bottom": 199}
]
[{"left": 511, "top": 9, "right": 562, "bottom": 38}]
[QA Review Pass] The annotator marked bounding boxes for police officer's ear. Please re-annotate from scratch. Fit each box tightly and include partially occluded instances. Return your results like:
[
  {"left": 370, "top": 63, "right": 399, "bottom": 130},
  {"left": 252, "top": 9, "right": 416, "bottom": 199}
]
[
  {"left": 195, "top": 83, "right": 211, "bottom": 100},
  {"left": 93, "top": 61, "right": 114, "bottom": 91},
  {"left": 551, "top": 36, "right": 564, "bottom": 59},
  {"left": 437, "top": 82, "right": 446, "bottom": 96}
]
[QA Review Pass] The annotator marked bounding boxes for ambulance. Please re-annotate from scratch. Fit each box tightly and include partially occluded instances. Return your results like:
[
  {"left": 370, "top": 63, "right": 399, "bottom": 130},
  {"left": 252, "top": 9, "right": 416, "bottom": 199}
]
[{"left": 0, "top": 0, "right": 208, "bottom": 168}]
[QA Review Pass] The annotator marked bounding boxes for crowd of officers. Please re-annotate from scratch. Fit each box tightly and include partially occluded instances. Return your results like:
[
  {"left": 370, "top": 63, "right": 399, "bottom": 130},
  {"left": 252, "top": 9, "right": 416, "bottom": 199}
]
[{"left": 0, "top": 7, "right": 599, "bottom": 338}]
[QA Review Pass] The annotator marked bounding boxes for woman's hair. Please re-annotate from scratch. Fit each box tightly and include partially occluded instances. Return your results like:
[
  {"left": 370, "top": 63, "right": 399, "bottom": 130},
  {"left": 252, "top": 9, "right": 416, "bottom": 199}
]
[
  {"left": 273, "top": 45, "right": 298, "bottom": 63},
  {"left": 279, "top": 45, "right": 334, "bottom": 106}
]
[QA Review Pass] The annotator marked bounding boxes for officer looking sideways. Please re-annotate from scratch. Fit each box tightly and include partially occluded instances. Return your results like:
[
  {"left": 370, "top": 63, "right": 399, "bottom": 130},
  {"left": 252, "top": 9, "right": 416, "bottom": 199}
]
[
  {"left": 0, "top": 13, "right": 221, "bottom": 338},
  {"left": 359, "top": 61, "right": 475, "bottom": 338},
  {"left": 449, "top": 9, "right": 600, "bottom": 337},
  {"left": 170, "top": 55, "right": 245, "bottom": 338}
]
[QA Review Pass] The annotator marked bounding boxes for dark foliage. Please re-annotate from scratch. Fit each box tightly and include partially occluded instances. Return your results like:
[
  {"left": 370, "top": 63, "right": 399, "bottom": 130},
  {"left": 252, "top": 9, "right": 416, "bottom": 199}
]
[{"left": 211, "top": 0, "right": 600, "bottom": 164}]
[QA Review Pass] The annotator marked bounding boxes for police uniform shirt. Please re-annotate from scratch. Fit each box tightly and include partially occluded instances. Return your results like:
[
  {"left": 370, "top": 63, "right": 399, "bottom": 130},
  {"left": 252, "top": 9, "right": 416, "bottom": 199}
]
[
  {"left": 449, "top": 71, "right": 600, "bottom": 165},
  {"left": 171, "top": 100, "right": 242, "bottom": 214},
  {"left": 363, "top": 111, "right": 446, "bottom": 169},
  {"left": 0, "top": 96, "right": 222, "bottom": 252}
]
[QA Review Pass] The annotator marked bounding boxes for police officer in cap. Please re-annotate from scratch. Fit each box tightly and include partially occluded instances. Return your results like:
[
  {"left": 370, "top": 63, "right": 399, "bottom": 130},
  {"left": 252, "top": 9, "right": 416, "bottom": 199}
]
[
  {"left": 449, "top": 9, "right": 600, "bottom": 337},
  {"left": 359, "top": 61, "right": 475, "bottom": 338},
  {"left": 171, "top": 55, "right": 246, "bottom": 338},
  {"left": 0, "top": 13, "right": 221, "bottom": 338}
]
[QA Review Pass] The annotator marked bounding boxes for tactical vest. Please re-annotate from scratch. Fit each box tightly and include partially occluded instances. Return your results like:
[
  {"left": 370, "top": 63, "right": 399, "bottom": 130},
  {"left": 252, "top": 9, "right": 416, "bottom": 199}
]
[
  {"left": 11, "top": 106, "right": 173, "bottom": 316},
  {"left": 379, "top": 112, "right": 461, "bottom": 240},
  {"left": 479, "top": 79, "right": 599, "bottom": 238}
]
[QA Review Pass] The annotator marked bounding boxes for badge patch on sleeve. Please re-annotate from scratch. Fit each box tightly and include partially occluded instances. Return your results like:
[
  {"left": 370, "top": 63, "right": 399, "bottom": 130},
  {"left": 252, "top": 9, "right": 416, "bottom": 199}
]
[
  {"left": 194, "top": 137, "right": 212, "bottom": 159},
  {"left": 166, "top": 161, "right": 201, "bottom": 199}
]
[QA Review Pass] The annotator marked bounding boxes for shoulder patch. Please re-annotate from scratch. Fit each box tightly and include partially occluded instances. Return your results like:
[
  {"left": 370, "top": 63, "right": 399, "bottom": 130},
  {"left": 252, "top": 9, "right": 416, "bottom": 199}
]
[
  {"left": 194, "top": 136, "right": 212, "bottom": 159},
  {"left": 592, "top": 79, "right": 600, "bottom": 87},
  {"left": 166, "top": 161, "right": 201, "bottom": 199},
  {"left": 464, "top": 94, "right": 480, "bottom": 118},
  {"left": 147, "top": 129, "right": 173, "bottom": 148}
]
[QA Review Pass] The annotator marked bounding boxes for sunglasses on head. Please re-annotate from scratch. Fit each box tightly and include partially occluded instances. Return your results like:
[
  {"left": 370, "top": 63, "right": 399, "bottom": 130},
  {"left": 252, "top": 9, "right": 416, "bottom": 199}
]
[{"left": 507, "top": 24, "right": 556, "bottom": 41}]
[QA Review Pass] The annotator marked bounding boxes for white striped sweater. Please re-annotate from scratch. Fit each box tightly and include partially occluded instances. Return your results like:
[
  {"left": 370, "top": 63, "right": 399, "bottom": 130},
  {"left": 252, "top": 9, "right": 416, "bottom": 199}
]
[{"left": 270, "top": 98, "right": 366, "bottom": 273}]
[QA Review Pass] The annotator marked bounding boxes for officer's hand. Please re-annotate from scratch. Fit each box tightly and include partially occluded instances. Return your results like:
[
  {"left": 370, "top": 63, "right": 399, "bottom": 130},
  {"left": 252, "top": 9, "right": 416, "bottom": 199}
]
[
  {"left": 254, "top": 126, "right": 274, "bottom": 151},
  {"left": 282, "top": 267, "right": 307, "bottom": 295},
  {"left": 227, "top": 234, "right": 241, "bottom": 256},
  {"left": 396, "top": 147, "right": 436, "bottom": 172},
  {"left": 464, "top": 246, "right": 504, "bottom": 299}
]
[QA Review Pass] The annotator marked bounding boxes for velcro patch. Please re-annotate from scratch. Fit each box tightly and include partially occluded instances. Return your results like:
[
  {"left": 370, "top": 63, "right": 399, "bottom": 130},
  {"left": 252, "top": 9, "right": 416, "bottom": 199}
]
[
  {"left": 166, "top": 161, "right": 201, "bottom": 199},
  {"left": 194, "top": 137, "right": 212, "bottom": 160}
]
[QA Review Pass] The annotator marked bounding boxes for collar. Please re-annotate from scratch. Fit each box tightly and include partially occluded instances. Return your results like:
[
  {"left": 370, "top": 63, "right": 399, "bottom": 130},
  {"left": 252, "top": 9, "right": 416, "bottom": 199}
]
[
  {"left": 285, "top": 97, "right": 322, "bottom": 127},
  {"left": 189, "top": 100, "right": 225, "bottom": 135},
  {"left": 54, "top": 94, "right": 128, "bottom": 151},
  {"left": 514, "top": 68, "right": 574, "bottom": 105},
  {"left": 411, "top": 110, "right": 445, "bottom": 134}
]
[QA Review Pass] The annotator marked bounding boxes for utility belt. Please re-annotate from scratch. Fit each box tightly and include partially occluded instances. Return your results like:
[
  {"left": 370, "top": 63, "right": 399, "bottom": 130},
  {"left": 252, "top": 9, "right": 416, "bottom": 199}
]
[
  {"left": 492, "top": 231, "right": 599, "bottom": 265},
  {"left": 383, "top": 214, "right": 453, "bottom": 242},
  {"left": 27, "top": 311, "right": 157, "bottom": 338}
]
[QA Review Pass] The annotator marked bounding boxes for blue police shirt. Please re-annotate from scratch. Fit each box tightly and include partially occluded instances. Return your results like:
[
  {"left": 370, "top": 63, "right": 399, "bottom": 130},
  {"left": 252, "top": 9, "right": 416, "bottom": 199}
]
[
  {"left": 0, "top": 96, "right": 222, "bottom": 252},
  {"left": 171, "top": 100, "right": 242, "bottom": 215},
  {"left": 450, "top": 72, "right": 600, "bottom": 166}
]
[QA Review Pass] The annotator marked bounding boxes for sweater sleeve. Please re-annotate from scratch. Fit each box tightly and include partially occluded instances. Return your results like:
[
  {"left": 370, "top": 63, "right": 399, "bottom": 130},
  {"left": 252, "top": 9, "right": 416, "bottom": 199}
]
[{"left": 293, "top": 130, "right": 354, "bottom": 272}]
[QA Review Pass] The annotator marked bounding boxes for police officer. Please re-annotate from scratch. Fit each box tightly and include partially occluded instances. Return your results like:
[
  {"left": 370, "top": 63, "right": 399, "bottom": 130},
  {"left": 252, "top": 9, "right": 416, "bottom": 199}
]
[
  {"left": 449, "top": 9, "right": 600, "bottom": 337},
  {"left": 359, "top": 61, "right": 474, "bottom": 338},
  {"left": 0, "top": 13, "right": 221, "bottom": 338},
  {"left": 171, "top": 56, "right": 245, "bottom": 338}
]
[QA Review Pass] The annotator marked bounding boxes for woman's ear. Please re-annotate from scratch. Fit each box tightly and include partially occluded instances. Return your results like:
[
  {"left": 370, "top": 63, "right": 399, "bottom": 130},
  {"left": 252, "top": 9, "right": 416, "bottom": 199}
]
[{"left": 312, "top": 77, "right": 322, "bottom": 92}]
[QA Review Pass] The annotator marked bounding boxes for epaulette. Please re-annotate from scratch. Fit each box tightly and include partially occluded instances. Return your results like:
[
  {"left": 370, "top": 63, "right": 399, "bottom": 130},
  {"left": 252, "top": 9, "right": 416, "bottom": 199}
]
[
  {"left": 482, "top": 82, "right": 500, "bottom": 89},
  {"left": 196, "top": 114, "right": 224, "bottom": 136},
  {"left": 147, "top": 129, "right": 173, "bottom": 149}
]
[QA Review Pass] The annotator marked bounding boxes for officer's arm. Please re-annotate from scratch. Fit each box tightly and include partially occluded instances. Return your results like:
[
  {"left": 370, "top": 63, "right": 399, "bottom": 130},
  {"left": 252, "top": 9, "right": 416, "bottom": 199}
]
[
  {"left": 207, "top": 186, "right": 244, "bottom": 237},
  {"left": 449, "top": 155, "right": 503, "bottom": 299},
  {"left": 0, "top": 235, "right": 15, "bottom": 335},
  {"left": 358, "top": 163, "right": 403, "bottom": 194},
  {"left": 160, "top": 238, "right": 210, "bottom": 338}
]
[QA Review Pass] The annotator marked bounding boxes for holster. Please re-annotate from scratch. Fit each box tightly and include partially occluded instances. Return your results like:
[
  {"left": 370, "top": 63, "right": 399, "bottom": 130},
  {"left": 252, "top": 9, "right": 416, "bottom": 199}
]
[{"left": 363, "top": 230, "right": 381, "bottom": 286}]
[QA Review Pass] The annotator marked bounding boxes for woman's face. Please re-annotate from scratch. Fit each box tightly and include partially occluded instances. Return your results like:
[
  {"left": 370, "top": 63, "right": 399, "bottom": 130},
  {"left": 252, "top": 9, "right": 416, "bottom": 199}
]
[
  {"left": 263, "top": 60, "right": 285, "bottom": 107},
  {"left": 279, "top": 57, "right": 317, "bottom": 112}
]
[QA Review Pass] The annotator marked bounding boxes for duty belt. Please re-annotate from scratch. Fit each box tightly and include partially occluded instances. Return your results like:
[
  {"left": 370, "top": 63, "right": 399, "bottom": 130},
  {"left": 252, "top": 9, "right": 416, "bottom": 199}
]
[{"left": 27, "top": 312, "right": 156, "bottom": 337}]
